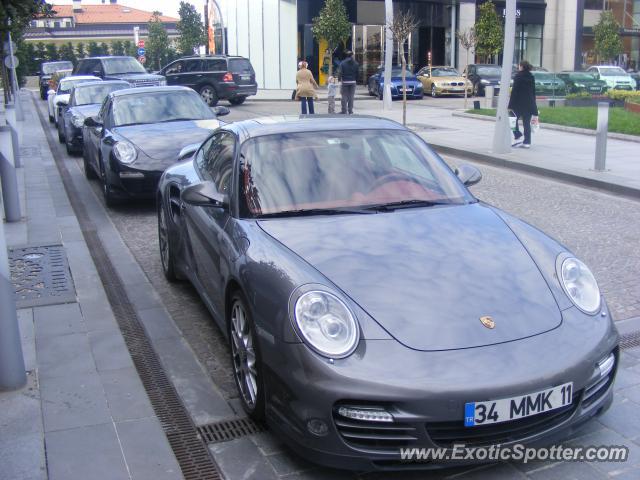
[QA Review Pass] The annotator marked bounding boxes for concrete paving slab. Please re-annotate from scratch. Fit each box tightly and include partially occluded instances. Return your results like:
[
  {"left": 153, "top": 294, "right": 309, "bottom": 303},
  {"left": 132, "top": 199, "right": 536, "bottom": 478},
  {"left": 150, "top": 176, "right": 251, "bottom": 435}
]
[
  {"left": 36, "top": 331, "right": 95, "bottom": 380},
  {"left": 33, "top": 302, "right": 85, "bottom": 339},
  {"left": 89, "top": 328, "right": 135, "bottom": 371},
  {"left": 598, "top": 396, "right": 640, "bottom": 442},
  {"left": 18, "top": 308, "right": 36, "bottom": 372},
  {"left": 99, "top": 367, "right": 155, "bottom": 422},
  {"left": 208, "top": 437, "right": 280, "bottom": 480},
  {"left": 169, "top": 373, "right": 235, "bottom": 425},
  {"left": 0, "top": 373, "right": 41, "bottom": 440},
  {"left": 45, "top": 423, "right": 130, "bottom": 480},
  {"left": 40, "top": 371, "right": 110, "bottom": 432},
  {"left": 137, "top": 306, "right": 182, "bottom": 341},
  {"left": 0, "top": 431, "right": 47, "bottom": 480},
  {"left": 115, "top": 417, "right": 183, "bottom": 480}
]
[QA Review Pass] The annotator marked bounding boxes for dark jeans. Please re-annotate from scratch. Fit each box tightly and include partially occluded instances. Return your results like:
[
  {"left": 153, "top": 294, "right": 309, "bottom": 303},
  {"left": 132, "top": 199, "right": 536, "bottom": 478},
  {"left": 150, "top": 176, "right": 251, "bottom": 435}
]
[
  {"left": 340, "top": 83, "right": 356, "bottom": 114},
  {"left": 513, "top": 113, "right": 532, "bottom": 145},
  {"left": 300, "top": 97, "right": 314, "bottom": 114}
]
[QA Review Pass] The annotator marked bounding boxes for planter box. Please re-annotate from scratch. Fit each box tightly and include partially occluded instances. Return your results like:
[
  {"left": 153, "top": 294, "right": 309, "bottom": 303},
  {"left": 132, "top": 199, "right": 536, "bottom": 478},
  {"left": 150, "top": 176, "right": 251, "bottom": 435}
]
[
  {"left": 565, "top": 98, "right": 623, "bottom": 108},
  {"left": 626, "top": 100, "right": 640, "bottom": 114}
]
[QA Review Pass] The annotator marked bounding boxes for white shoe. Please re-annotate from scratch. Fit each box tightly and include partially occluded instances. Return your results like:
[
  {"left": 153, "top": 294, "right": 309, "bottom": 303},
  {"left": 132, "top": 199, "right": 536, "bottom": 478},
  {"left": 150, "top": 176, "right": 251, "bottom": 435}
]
[
  {"left": 512, "top": 140, "right": 523, "bottom": 147},
  {"left": 521, "top": 144, "right": 531, "bottom": 149}
]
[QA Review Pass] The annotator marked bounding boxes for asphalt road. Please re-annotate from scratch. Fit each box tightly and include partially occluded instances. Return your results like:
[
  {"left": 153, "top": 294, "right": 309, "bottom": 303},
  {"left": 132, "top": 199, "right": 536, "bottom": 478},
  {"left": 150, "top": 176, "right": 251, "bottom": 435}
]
[{"left": 37, "top": 97, "right": 640, "bottom": 479}]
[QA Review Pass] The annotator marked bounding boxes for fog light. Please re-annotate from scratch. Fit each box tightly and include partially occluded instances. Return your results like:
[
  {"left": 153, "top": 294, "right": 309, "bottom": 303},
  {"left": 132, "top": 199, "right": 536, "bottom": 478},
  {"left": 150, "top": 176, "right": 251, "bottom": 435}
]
[
  {"left": 306, "top": 419, "right": 328, "bottom": 436},
  {"left": 598, "top": 353, "right": 615, "bottom": 378},
  {"left": 337, "top": 406, "right": 393, "bottom": 423}
]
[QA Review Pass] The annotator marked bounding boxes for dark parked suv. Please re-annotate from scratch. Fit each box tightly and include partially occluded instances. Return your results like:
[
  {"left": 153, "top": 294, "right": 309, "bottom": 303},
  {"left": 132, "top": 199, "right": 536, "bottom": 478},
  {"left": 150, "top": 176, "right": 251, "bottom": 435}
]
[
  {"left": 73, "top": 56, "right": 165, "bottom": 87},
  {"left": 464, "top": 64, "right": 503, "bottom": 97},
  {"left": 158, "top": 55, "right": 257, "bottom": 106},
  {"left": 39, "top": 61, "right": 74, "bottom": 99}
]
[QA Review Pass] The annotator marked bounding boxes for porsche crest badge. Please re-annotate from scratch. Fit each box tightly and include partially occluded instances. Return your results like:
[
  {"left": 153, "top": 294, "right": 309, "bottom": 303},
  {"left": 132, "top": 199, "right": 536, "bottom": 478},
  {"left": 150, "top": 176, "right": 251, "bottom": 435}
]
[{"left": 480, "top": 316, "right": 495, "bottom": 329}]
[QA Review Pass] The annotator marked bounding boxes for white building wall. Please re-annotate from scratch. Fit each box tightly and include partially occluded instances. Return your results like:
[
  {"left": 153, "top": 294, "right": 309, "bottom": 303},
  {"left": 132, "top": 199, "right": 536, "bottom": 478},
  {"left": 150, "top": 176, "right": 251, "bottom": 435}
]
[
  {"left": 220, "top": 0, "right": 297, "bottom": 89},
  {"left": 457, "top": 1, "right": 476, "bottom": 72},
  {"left": 542, "top": 0, "right": 578, "bottom": 72}
]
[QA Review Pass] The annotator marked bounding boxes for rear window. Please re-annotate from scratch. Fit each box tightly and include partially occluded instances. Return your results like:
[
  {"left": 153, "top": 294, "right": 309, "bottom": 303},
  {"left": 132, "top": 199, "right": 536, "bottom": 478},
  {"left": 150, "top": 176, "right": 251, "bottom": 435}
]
[
  {"left": 204, "top": 59, "right": 227, "bottom": 71},
  {"left": 228, "top": 58, "right": 253, "bottom": 73}
]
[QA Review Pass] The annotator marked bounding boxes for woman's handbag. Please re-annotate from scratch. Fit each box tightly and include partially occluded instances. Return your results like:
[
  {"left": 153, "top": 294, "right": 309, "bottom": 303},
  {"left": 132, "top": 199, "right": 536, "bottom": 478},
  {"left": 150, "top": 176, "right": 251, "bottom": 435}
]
[{"left": 531, "top": 115, "right": 540, "bottom": 134}]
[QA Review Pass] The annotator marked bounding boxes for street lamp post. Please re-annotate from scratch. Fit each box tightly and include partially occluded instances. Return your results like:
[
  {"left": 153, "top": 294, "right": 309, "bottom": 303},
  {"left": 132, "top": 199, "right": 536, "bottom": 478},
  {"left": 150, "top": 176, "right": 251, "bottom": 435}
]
[
  {"left": 383, "top": 0, "right": 393, "bottom": 110},
  {"left": 491, "top": 0, "right": 517, "bottom": 154}
]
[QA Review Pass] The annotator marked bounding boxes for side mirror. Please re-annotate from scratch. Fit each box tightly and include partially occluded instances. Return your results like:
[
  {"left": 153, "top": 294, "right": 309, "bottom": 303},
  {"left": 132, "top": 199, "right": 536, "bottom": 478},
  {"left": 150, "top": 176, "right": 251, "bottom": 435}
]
[
  {"left": 182, "top": 181, "right": 229, "bottom": 209},
  {"left": 57, "top": 98, "right": 68, "bottom": 106},
  {"left": 177, "top": 143, "right": 200, "bottom": 161},
  {"left": 213, "top": 106, "right": 230, "bottom": 117},
  {"left": 455, "top": 164, "right": 482, "bottom": 187},
  {"left": 84, "top": 116, "right": 103, "bottom": 128},
  {"left": 47, "top": 89, "right": 55, "bottom": 97}
]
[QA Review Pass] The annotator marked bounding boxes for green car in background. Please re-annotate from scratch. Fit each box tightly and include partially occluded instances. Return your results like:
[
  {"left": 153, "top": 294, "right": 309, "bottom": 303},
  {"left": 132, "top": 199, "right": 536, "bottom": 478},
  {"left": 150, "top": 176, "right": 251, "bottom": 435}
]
[
  {"left": 557, "top": 72, "right": 608, "bottom": 94},
  {"left": 532, "top": 71, "right": 568, "bottom": 96}
]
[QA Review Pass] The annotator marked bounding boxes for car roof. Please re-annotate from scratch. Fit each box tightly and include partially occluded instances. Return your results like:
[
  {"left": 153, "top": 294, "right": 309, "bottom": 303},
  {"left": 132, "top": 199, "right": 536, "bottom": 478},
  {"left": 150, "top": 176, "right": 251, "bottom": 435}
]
[
  {"left": 72, "top": 80, "right": 128, "bottom": 88},
  {"left": 61, "top": 75, "right": 101, "bottom": 82},
  {"left": 180, "top": 55, "right": 246, "bottom": 59},
  {"left": 43, "top": 61, "right": 72, "bottom": 65},
  {"left": 109, "top": 85, "right": 194, "bottom": 98},
  {"left": 230, "top": 115, "right": 405, "bottom": 139}
]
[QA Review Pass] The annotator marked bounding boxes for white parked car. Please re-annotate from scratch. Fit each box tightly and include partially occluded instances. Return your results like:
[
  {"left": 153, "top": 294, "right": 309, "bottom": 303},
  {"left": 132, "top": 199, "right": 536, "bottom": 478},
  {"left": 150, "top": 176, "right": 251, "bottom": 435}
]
[
  {"left": 586, "top": 65, "right": 635, "bottom": 91},
  {"left": 47, "top": 75, "right": 100, "bottom": 123}
]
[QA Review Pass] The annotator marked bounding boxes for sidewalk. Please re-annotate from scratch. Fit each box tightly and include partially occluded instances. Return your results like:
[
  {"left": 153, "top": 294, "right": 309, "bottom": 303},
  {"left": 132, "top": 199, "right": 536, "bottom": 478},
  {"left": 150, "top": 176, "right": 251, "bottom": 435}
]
[
  {"left": 0, "top": 93, "right": 183, "bottom": 480},
  {"left": 253, "top": 85, "right": 374, "bottom": 102},
  {"left": 353, "top": 100, "right": 640, "bottom": 198}
]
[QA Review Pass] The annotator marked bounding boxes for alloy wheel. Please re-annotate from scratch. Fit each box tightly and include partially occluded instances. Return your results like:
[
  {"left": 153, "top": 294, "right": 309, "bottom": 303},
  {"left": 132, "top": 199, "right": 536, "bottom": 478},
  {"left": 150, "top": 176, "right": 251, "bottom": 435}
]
[
  {"left": 431, "top": 84, "right": 437, "bottom": 98},
  {"left": 230, "top": 301, "right": 258, "bottom": 410},
  {"left": 199, "top": 86, "right": 218, "bottom": 106},
  {"left": 158, "top": 206, "right": 170, "bottom": 274}
]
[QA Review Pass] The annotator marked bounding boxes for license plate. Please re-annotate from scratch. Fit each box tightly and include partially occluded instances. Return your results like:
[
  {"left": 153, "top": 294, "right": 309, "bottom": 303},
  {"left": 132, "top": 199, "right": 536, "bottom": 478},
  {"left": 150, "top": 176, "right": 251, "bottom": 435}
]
[
  {"left": 464, "top": 382, "right": 573, "bottom": 427},
  {"left": 241, "top": 75, "right": 251, "bottom": 80}
]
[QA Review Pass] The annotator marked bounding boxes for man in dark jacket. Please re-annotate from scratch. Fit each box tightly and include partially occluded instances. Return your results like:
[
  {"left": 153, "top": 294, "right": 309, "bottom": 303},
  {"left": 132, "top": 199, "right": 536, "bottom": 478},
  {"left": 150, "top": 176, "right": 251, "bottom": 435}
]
[
  {"left": 508, "top": 60, "right": 538, "bottom": 148},
  {"left": 338, "top": 51, "right": 359, "bottom": 114}
]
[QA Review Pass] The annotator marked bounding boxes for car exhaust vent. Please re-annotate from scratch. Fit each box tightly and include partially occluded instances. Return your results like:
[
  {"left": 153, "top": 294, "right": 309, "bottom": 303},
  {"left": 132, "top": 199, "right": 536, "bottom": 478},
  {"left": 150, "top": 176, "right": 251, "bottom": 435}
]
[
  {"left": 333, "top": 407, "right": 420, "bottom": 454},
  {"left": 427, "top": 392, "right": 580, "bottom": 448},
  {"left": 196, "top": 418, "right": 265, "bottom": 444}
]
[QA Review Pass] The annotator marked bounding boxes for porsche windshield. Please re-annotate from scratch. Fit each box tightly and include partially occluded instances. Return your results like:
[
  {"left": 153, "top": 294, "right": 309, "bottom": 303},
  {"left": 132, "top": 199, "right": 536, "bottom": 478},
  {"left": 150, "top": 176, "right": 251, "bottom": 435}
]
[
  {"left": 241, "top": 130, "right": 473, "bottom": 217},
  {"left": 58, "top": 78, "right": 98, "bottom": 95},
  {"left": 113, "top": 91, "right": 214, "bottom": 126},
  {"left": 74, "top": 83, "right": 129, "bottom": 105}
]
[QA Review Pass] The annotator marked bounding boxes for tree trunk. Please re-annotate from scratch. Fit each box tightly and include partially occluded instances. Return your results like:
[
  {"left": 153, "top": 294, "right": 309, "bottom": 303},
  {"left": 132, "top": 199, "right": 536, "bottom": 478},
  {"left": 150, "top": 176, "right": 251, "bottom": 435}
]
[
  {"left": 464, "top": 49, "right": 469, "bottom": 109},
  {"left": 328, "top": 49, "right": 333, "bottom": 78},
  {"left": 401, "top": 42, "right": 407, "bottom": 126}
]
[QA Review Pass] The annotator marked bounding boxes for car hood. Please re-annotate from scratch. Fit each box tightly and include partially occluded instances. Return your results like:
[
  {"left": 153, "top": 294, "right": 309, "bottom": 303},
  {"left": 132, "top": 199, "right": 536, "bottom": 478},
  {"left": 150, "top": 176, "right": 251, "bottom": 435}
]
[
  {"left": 431, "top": 76, "right": 467, "bottom": 82},
  {"left": 258, "top": 203, "right": 562, "bottom": 351},
  {"left": 390, "top": 76, "right": 419, "bottom": 83},
  {"left": 70, "top": 104, "right": 100, "bottom": 119},
  {"left": 54, "top": 94, "right": 70, "bottom": 105},
  {"left": 114, "top": 119, "right": 222, "bottom": 160},
  {"left": 107, "top": 73, "right": 165, "bottom": 82}
]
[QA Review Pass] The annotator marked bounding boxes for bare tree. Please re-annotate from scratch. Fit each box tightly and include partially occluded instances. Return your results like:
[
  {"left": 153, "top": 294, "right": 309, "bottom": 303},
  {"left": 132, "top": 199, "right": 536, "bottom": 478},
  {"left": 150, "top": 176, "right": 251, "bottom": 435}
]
[
  {"left": 388, "top": 11, "right": 420, "bottom": 126},
  {"left": 456, "top": 27, "right": 477, "bottom": 108}
]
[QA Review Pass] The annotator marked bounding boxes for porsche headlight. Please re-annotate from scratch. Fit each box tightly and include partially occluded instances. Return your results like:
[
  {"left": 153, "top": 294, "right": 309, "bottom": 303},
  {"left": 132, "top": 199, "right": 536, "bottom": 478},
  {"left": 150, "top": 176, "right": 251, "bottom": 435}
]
[
  {"left": 558, "top": 257, "right": 601, "bottom": 314},
  {"left": 294, "top": 290, "right": 359, "bottom": 358},
  {"left": 71, "top": 114, "right": 84, "bottom": 128},
  {"left": 113, "top": 141, "right": 137, "bottom": 164}
]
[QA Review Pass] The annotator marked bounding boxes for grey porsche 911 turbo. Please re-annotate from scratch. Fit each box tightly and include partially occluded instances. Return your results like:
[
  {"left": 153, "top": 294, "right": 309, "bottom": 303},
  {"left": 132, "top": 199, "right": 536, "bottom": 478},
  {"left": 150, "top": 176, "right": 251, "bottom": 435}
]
[{"left": 156, "top": 115, "right": 618, "bottom": 471}]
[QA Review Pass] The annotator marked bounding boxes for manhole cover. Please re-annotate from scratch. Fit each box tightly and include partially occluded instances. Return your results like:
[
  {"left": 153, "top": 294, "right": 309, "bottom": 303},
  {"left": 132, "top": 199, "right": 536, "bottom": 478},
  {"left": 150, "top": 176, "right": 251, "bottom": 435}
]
[
  {"left": 407, "top": 123, "right": 448, "bottom": 132},
  {"left": 9, "top": 245, "right": 76, "bottom": 308}
]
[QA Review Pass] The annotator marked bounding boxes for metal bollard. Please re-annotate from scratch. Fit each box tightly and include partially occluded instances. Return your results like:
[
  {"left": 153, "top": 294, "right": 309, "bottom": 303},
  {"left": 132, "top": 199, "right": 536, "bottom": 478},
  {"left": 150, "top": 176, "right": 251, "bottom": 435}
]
[
  {"left": 0, "top": 128, "right": 21, "bottom": 222},
  {"left": 0, "top": 194, "right": 26, "bottom": 391},
  {"left": 594, "top": 102, "right": 609, "bottom": 172},
  {"left": 485, "top": 85, "right": 495, "bottom": 109},
  {"left": 3, "top": 119, "right": 21, "bottom": 169},
  {"left": 473, "top": 100, "right": 481, "bottom": 110}
]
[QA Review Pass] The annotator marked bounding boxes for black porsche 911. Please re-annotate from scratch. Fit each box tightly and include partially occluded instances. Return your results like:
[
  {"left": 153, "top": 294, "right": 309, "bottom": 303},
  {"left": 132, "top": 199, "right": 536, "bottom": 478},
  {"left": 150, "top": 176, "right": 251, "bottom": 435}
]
[{"left": 82, "top": 86, "right": 229, "bottom": 207}]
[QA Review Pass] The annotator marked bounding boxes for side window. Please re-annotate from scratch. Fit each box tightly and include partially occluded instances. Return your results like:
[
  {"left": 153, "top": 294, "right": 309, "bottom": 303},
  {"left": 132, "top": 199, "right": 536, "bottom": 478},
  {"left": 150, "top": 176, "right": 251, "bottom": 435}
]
[
  {"left": 79, "top": 59, "right": 96, "bottom": 75},
  {"left": 185, "top": 60, "right": 202, "bottom": 72},
  {"left": 165, "top": 61, "right": 184, "bottom": 75},
  {"left": 198, "top": 132, "right": 236, "bottom": 194},
  {"left": 98, "top": 97, "right": 110, "bottom": 121},
  {"left": 204, "top": 59, "right": 227, "bottom": 72}
]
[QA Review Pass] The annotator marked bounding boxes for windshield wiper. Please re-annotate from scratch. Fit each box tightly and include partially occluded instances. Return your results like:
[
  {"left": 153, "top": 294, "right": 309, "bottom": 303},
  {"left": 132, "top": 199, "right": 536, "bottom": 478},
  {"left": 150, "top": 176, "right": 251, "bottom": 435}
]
[
  {"left": 256, "top": 207, "right": 376, "bottom": 218},
  {"left": 363, "top": 199, "right": 452, "bottom": 211},
  {"left": 158, "top": 118, "right": 196, "bottom": 123}
]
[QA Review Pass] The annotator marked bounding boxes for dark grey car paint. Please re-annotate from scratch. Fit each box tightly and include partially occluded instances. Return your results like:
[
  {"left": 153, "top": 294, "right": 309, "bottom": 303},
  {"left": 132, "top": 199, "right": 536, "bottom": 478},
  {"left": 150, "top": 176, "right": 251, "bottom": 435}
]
[{"left": 157, "top": 116, "right": 618, "bottom": 471}]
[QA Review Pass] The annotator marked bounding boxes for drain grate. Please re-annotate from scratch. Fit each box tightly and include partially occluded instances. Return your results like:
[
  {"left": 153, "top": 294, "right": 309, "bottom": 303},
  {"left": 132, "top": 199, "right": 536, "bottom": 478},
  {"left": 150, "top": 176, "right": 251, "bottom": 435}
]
[
  {"left": 9, "top": 244, "right": 76, "bottom": 307},
  {"left": 35, "top": 93, "right": 223, "bottom": 480},
  {"left": 197, "top": 418, "right": 265, "bottom": 444},
  {"left": 620, "top": 331, "right": 640, "bottom": 350},
  {"left": 407, "top": 123, "right": 450, "bottom": 132}
]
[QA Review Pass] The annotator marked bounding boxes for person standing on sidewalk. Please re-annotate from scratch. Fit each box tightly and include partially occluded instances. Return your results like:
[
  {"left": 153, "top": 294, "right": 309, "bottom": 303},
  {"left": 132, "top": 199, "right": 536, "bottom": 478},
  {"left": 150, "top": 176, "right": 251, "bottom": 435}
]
[
  {"left": 295, "top": 61, "right": 318, "bottom": 114},
  {"left": 509, "top": 60, "right": 538, "bottom": 149},
  {"left": 327, "top": 76, "right": 337, "bottom": 113},
  {"left": 338, "top": 51, "right": 359, "bottom": 114}
]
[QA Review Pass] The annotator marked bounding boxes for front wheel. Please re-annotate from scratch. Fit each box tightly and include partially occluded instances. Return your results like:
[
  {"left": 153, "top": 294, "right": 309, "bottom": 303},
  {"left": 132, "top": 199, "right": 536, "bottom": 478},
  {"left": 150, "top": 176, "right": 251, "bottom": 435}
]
[
  {"left": 229, "top": 292, "right": 265, "bottom": 420},
  {"left": 228, "top": 96, "right": 246, "bottom": 106},
  {"left": 431, "top": 84, "right": 438, "bottom": 98},
  {"left": 199, "top": 85, "right": 218, "bottom": 106},
  {"left": 100, "top": 159, "right": 118, "bottom": 208},
  {"left": 83, "top": 149, "right": 97, "bottom": 179},
  {"left": 158, "top": 200, "right": 178, "bottom": 282}
]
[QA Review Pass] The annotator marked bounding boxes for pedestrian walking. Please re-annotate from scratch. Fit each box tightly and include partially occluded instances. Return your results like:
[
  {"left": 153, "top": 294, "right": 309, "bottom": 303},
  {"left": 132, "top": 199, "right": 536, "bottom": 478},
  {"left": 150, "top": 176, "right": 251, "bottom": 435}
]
[
  {"left": 508, "top": 60, "right": 539, "bottom": 149},
  {"left": 295, "top": 61, "right": 318, "bottom": 115},
  {"left": 338, "top": 51, "right": 359, "bottom": 114},
  {"left": 327, "top": 76, "right": 337, "bottom": 114}
]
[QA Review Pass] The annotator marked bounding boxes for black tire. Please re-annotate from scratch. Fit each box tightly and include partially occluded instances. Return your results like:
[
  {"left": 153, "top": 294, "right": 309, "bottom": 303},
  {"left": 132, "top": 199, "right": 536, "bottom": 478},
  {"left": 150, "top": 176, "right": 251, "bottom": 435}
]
[
  {"left": 431, "top": 84, "right": 438, "bottom": 98},
  {"left": 367, "top": 82, "right": 375, "bottom": 96},
  {"left": 199, "top": 84, "right": 218, "bottom": 106},
  {"left": 57, "top": 121, "right": 65, "bottom": 144},
  {"left": 378, "top": 86, "right": 383, "bottom": 100},
  {"left": 99, "top": 159, "right": 118, "bottom": 208},
  {"left": 83, "top": 149, "right": 97, "bottom": 179},
  {"left": 158, "top": 199, "right": 178, "bottom": 282},
  {"left": 40, "top": 88, "right": 47, "bottom": 100},
  {"left": 229, "top": 291, "right": 265, "bottom": 421},
  {"left": 228, "top": 96, "right": 246, "bottom": 106},
  {"left": 473, "top": 83, "right": 483, "bottom": 97},
  {"left": 48, "top": 113, "right": 54, "bottom": 123}
]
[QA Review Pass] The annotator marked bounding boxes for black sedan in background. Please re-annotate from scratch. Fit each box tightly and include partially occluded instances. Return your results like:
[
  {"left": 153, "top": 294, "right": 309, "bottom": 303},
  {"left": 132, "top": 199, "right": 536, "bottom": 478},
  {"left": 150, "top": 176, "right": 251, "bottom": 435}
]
[
  {"left": 82, "top": 86, "right": 229, "bottom": 207},
  {"left": 39, "top": 61, "right": 73, "bottom": 100},
  {"left": 464, "top": 64, "right": 502, "bottom": 96},
  {"left": 58, "top": 80, "right": 130, "bottom": 155},
  {"left": 557, "top": 72, "right": 608, "bottom": 95}
]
